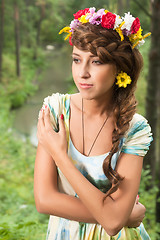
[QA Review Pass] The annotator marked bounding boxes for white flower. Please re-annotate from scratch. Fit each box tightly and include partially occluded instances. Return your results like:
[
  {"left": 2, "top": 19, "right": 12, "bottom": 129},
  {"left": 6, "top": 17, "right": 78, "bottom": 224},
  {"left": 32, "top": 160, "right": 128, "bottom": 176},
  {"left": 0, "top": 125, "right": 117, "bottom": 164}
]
[
  {"left": 121, "top": 12, "right": 135, "bottom": 31},
  {"left": 137, "top": 39, "right": 145, "bottom": 47},
  {"left": 114, "top": 14, "right": 123, "bottom": 29},
  {"left": 89, "top": 7, "right": 96, "bottom": 14}
]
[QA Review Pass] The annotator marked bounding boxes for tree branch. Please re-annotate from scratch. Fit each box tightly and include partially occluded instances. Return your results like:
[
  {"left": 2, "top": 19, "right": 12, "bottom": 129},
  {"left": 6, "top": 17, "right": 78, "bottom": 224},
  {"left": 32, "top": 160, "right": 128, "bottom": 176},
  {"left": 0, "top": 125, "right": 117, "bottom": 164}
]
[{"left": 134, "top": 0, "right": 152, "bottom": 19}]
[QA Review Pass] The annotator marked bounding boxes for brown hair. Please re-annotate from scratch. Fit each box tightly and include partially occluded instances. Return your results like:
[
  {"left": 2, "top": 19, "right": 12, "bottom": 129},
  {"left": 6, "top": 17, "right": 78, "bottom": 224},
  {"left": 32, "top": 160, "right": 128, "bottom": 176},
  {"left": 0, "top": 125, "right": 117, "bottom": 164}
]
[{"left": 71, "top": 23, "right": 143, "bottom": 198}]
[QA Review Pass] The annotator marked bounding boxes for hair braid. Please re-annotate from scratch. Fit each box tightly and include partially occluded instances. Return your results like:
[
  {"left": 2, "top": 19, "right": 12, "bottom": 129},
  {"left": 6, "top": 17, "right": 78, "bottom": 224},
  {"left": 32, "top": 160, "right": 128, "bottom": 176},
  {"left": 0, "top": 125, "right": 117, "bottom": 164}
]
[
  {"left": 71, "top": 23, "right": 143, "bottom": 198},
  {"left": 103, "top": 91, "right": 137, "bottom": 198}
]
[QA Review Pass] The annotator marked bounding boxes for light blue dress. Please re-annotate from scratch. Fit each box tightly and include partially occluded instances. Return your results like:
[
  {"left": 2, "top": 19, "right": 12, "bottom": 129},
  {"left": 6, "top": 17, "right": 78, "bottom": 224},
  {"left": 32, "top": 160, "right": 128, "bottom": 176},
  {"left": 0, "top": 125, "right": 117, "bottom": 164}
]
[{"left": 42, "top": 93, "right": 153, "bottom": 240}]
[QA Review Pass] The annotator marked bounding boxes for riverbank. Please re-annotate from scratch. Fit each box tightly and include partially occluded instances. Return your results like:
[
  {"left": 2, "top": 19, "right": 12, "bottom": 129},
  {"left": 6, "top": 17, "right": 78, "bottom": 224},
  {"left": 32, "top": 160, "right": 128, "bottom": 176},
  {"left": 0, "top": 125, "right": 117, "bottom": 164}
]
[
  {"left": 0, "top": 44, "right": 73, "bottom": 239},
  {"left": 12, "top": 45, "right": 72, "bottom": 146}
]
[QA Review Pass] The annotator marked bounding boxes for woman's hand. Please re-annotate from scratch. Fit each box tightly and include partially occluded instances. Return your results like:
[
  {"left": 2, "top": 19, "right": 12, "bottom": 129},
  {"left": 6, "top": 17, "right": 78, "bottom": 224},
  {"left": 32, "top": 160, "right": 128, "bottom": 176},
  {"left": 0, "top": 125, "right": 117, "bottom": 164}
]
[
  {"left": 126, "top": 195, "right": 146, "bottom": 228},
  {"left": 37, "top": 107, "right": 68, "bottom": 161}
]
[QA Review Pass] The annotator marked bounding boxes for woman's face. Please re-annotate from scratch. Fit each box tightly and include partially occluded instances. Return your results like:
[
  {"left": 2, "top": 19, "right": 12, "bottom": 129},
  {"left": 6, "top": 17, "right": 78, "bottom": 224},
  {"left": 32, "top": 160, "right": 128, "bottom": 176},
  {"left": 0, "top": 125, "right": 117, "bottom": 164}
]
[{"left": 72, "top": 46, "right": 117, "bottom": 101}]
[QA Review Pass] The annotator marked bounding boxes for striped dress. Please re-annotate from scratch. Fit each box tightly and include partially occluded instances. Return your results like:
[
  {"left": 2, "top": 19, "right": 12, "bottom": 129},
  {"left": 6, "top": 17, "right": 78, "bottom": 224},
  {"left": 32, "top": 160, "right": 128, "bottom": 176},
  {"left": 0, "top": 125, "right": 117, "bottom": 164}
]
[{"left": 42, "top": 93, "right": 153, "bottom": 240}]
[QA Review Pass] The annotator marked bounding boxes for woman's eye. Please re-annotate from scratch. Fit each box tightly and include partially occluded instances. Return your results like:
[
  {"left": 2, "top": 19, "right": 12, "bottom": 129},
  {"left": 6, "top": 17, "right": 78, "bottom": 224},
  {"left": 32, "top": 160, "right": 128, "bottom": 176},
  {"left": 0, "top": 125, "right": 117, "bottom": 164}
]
[
  {"left": 93, "top": 60, "right": 102, "bottom": 65},
  {"left": 72, "top": 58, "right": 80, "bottom": 63}
]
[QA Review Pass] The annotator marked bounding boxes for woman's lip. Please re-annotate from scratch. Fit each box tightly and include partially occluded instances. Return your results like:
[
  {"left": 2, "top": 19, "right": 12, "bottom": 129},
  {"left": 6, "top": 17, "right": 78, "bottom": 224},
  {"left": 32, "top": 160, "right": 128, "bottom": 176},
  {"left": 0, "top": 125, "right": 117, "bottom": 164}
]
[{"left": 79, "top": 83, "right": 93, "bottom": 89}]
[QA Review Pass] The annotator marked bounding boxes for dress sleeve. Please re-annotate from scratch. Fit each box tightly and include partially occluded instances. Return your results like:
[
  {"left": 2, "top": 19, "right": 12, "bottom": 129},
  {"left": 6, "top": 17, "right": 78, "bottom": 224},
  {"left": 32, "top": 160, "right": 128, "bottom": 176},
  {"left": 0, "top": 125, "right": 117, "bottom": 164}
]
[
  {"left": 121, "top": 113, "right": 153, "bottom": 156},
  {"left": 40, "top": 93, "right": 63, "bottom": 132}
]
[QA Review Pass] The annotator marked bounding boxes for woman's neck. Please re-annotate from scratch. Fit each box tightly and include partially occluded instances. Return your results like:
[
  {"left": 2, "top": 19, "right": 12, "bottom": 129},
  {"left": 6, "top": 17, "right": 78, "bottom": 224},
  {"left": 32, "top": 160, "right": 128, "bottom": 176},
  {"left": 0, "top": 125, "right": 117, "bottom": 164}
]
[{"left": 81, "top": 93, "right": 113, "bottom": 117}]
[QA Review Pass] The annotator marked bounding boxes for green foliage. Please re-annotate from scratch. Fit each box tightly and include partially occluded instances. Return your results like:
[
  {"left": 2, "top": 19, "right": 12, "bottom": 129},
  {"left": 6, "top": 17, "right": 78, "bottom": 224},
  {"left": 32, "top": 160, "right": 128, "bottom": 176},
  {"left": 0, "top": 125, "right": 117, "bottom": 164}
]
[
  {"left": 0, "top": 96, "right": 48, "bottom": 240},
  {"left": 130, "top": 0, "right": 151, "bottom": 33},
  {"left": 0, "top": 1, "right": 157, "bottom": 239},
  {"left": 139, "top": 166, "right": 160, "bottom": 239},
  {"left": 135, "top": 39, "right": 151, "bottom": 116},
  {"left": 1, "top": 47, "right": 47, "bottom": 108}
]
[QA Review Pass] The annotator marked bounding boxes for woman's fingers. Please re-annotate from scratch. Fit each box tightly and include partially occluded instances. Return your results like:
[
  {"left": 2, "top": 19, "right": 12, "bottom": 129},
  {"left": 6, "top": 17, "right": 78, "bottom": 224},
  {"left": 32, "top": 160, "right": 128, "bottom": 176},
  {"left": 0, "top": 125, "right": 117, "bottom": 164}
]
[
  {"left": 44, "top": 106, "right": 53, "bottom": 131},
  {"left": 136, "top": 194, "right": 139, "bottom": 204},
  {"left": 59, "top": 114, "right": 66, "bottom": 135}
]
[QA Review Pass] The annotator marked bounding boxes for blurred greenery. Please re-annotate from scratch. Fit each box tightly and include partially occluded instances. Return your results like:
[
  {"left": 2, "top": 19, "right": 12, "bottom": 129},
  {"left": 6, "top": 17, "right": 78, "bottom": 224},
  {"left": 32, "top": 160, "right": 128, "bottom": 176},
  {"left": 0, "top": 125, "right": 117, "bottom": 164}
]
[{"left": 0, "top": 0, "right": 158, "bottom": 239}]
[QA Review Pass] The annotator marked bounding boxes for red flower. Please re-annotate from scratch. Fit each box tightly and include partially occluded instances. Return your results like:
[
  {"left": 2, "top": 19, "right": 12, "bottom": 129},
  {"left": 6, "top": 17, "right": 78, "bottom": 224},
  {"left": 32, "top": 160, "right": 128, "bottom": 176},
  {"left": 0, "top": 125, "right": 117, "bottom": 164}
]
[
  {"left": 69, "top": 36, "right": 73, "bottom": 46},
  {"left": 131, "top": 17, "right": 140, "bottom": 34},
  {"left": 101, "top": 12, "right": 116, "bottom": 29},
  {"left": 73, "top": 8, "right": 90, "bottom": 19}
]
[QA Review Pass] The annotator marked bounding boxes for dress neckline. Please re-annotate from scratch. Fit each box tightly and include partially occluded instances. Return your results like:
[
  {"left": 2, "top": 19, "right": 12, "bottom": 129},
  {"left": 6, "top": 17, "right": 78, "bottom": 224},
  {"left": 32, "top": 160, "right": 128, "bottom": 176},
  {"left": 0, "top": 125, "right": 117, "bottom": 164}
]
[
  {"left": 69, "top": 135, "right": 110, "bottom": 159},
  {"left": 68, "top": 94, "right": 111, "bottom": 158}
]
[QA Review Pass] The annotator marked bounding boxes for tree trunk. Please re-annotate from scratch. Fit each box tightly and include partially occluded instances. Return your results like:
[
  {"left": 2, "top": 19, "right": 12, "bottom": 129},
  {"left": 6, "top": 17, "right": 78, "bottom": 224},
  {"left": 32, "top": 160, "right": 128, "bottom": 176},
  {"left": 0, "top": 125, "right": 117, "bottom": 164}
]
[
  {"left": 117, "top": 0, "right": 124, "bottom": 15},
  {"left": 36, "top": 2, "right": 45, "bottom": 46},
  {"left": 145, "top": 0, "right": 160, "bottom": 180},
  {"left": 0, "top": 0, "right": 4, "bottom": 82},
  {"left": 126, "top": 0, "right": 130, "bottom": 10},
  {"left": 14, "top": 1, "right": 20, "bottom": 77},
  {"left": 155, "top": 0, "right": 160, "bottom": 228},
  {"left": 145, "top": 0, "right": 160, "bottom": 235},
  {"left": 34, "top": 1, "right": 45, "bottom": 59}
]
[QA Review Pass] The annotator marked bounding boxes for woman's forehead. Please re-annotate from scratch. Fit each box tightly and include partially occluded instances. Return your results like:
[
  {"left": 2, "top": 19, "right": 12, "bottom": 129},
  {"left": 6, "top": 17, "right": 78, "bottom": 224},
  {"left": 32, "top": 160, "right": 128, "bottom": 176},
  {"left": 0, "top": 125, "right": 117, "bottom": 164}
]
[{"left": 72, "top": 46, "right": 97, "bottom": 57}]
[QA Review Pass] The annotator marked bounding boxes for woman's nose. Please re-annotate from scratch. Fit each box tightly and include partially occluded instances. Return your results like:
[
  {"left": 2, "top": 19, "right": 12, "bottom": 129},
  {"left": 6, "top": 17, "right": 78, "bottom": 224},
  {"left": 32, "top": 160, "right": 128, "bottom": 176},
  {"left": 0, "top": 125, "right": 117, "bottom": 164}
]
[{"left": 79, "top": 64, "right": 91, "bottom": 78}]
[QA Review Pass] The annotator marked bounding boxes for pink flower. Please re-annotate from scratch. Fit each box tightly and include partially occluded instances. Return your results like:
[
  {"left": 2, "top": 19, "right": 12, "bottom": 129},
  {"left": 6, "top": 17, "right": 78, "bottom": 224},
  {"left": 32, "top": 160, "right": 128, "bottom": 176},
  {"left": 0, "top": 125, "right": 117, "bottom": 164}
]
[
  {"left": 73, "top": 8, "right": 90, "bottom": 19},
  {"left": 101, "top": 12, "right": 116, "bottom": 29},
  {"left": 70, "top": 19, "right": 80, "bottom": 32},
  {"left": 86, "top": 8, "right": 105, "bottom": 25},
  {"left": 131, "top": 17, "right": 140, "bottom": 34}
]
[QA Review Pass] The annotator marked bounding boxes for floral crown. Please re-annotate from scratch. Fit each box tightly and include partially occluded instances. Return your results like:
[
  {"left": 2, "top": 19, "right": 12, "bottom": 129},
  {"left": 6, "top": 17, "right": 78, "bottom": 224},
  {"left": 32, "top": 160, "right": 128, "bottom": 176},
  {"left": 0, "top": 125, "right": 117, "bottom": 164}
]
[{"left": 59, "top": 7, "right": 151, "bottom": 49}]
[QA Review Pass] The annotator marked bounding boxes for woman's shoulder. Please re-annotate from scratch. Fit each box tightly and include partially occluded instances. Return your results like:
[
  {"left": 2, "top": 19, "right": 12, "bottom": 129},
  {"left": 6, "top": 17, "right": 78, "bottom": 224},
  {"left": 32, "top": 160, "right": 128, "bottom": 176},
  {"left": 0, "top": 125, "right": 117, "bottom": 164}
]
[
  {"left": 121, "top": 113, "right": 153, "bottom": 156},
  {"left": 43, "top": 92, "right": 80, "bottom": 105},
  {"left": 43, "top": 92, "right": 70, "bottom": 105},
  {"left": 125, "top": 113, "right": 152, "bottom": 138},
  {"left": 129, "top": 113, "right": 149, "bottom": 130},
  {"left": 42, "top": 92, "right": 80, "bottom": 117}
]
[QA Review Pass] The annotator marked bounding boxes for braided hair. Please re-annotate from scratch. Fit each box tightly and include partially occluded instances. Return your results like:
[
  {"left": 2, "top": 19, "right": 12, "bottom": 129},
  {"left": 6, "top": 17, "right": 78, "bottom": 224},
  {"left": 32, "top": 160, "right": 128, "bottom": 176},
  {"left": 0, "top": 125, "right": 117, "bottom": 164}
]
[{"left": 71, "top": 23, "right": 143, "bottom": 197}]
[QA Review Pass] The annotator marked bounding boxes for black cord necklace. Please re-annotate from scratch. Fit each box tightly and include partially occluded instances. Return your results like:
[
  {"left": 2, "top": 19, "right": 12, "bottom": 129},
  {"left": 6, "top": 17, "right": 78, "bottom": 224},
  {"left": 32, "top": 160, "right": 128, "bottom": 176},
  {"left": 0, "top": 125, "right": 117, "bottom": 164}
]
[{"left": 82, "top": 98, "right": 110, "bottom": 157}]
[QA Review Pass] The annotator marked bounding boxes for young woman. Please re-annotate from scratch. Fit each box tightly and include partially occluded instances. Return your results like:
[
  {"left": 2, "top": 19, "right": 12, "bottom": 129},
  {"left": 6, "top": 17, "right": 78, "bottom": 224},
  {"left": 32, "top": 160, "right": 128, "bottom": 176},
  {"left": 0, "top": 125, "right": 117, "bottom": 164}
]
[{"left": 34, "top": 7, "right": 153, "bottom": 240}]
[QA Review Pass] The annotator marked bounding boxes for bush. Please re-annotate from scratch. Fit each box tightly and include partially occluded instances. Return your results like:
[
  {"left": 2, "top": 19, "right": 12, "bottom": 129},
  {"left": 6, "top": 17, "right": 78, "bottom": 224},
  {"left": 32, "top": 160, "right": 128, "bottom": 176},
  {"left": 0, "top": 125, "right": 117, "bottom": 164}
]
[{"left": 139, "top": 166, "right": 160, "bottom": 239}]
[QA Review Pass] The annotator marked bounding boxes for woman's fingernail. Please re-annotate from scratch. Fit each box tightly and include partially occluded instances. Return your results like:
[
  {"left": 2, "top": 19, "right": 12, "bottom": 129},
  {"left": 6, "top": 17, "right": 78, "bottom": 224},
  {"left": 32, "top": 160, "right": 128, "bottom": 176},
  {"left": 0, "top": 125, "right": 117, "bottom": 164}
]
[{"left": 60, "top": 114, "right": 64, "bottom": 120}]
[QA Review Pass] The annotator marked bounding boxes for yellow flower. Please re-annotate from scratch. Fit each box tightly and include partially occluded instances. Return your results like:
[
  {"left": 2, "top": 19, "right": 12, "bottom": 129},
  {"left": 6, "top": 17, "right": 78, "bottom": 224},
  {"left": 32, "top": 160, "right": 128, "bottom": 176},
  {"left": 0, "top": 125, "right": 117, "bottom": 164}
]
[
  {"left": 129, "top": 27, "right": 143, "bottom": 44},
  {"left": 116, "top": 71, "right": 132, "bottom": 88},
  {"left": 104, "top": 10, "right": 109, "bottom": 14},
  {"left": 137, "top": 27, "right": 143, "bottom": 38},
  {"left": 59, "top": 26, "right": 72, "bottom": 40},
  {"left": 116, "top": 22, "right": 125, "bottom": 41},
  {"left": 116, "top": 27, "right": 124, "bottom": 41},
  {"left": 59, "top": 26, "right": 71, "bottom": 34},
  {"left": 78, "top": 14, "right": 89, "bottom": 23}
]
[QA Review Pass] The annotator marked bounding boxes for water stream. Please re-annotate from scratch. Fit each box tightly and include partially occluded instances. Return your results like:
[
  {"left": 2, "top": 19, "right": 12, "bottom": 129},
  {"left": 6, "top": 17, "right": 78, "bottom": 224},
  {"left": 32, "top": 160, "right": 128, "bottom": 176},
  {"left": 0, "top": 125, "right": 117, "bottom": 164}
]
[{"left": 12, "top": 46, "right": 72, "bottom": 146}]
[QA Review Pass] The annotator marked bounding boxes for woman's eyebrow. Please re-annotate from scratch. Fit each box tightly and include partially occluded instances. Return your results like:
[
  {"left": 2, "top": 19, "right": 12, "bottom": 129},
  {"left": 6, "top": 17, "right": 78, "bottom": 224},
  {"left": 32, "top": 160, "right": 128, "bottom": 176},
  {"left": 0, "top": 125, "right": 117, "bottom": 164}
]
[
  {"left": 72, "top": 53, "right": 97, "bottom": 58},
  {"left": 72, "top": 53, "right": 80, "bottom": 56}
]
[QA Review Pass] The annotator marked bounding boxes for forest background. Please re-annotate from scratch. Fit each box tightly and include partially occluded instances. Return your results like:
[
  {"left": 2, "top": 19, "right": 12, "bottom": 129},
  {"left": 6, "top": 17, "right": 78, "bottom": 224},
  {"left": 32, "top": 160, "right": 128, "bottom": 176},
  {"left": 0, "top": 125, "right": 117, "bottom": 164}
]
[{"left": 0, "top": 0, "right": 160, "bottom": 239}]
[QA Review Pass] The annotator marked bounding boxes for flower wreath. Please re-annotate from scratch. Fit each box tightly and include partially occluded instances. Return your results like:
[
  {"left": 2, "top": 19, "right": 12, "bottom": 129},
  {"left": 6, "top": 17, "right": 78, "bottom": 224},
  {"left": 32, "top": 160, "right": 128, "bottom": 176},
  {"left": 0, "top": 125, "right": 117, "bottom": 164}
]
[
  {"left": 59, "top": 7, "right": 151, "bottom": 88},
  {"left": 59, "top": 7, "right": 151, "bottom": 49}
]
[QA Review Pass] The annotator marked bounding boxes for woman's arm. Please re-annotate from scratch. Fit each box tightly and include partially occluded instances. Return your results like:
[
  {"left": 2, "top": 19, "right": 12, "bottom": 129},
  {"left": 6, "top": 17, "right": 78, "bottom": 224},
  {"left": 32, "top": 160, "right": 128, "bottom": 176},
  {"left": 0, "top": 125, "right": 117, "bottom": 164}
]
[
  {"left": 34, "top": 143, "right": 97, "bottom": 223},
  {"left": 36, "top": 108, "right": 146, "bottom": 235},
  {"left": 37, "top": 108, "right": 145, "bottom": 236},
  {"left": 34, "top": 143, "right": 145, "bottom": 227},
  {"left": 53, "top": 151, "right": 143, "bottom": 236},
  {"left": 126, "top": 198, "right": 146, "bottom": 228}
]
